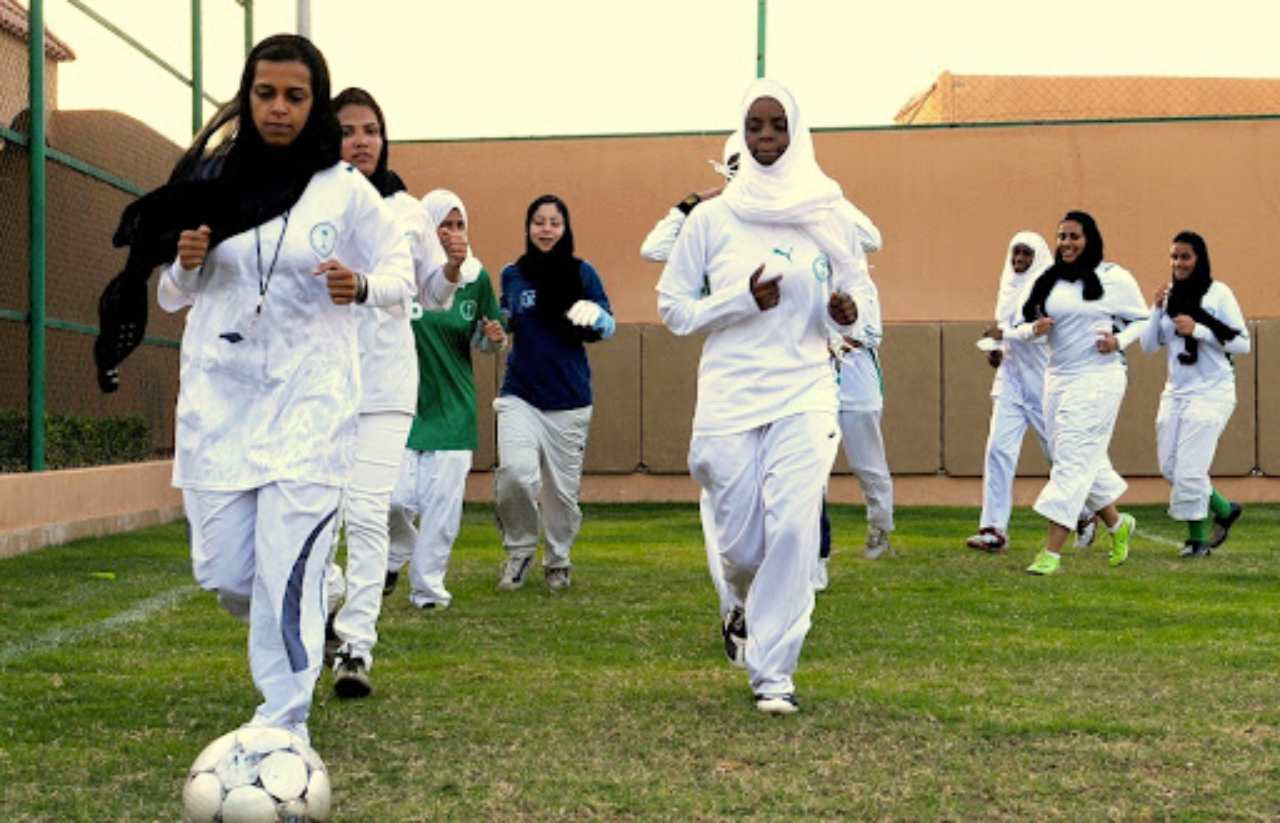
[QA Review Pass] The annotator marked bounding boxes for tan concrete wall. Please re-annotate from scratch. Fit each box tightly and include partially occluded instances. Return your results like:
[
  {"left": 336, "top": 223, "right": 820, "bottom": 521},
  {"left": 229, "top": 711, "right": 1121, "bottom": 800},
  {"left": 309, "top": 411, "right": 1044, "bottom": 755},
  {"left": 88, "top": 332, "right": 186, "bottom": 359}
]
[
  {"left": 0, "top": 460, "right": 182, "bottom": 558},
  {"left": 392, "top": 118, "right": 1280, "bottom": 328},
  {"left": 1258, "top": 320, "right": 1280, "bottom": 475}
]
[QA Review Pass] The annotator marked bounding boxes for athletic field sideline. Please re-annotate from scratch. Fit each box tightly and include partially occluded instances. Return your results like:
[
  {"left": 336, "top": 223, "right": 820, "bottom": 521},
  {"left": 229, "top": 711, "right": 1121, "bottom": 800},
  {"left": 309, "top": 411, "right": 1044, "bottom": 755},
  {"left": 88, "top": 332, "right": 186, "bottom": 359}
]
[{"left": 3, "top": 503, "right": 1278, "bottom": 820}]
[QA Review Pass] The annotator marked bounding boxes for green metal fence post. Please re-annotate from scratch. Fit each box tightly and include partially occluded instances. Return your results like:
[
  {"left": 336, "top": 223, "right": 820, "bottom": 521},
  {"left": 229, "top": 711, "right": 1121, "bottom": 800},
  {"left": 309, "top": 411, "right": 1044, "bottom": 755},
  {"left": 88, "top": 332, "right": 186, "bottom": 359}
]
[
  {"left": 756, "top": 0, "right": 767, "bottom": 78},
  {"left": 191, "top": 0, "right": 203, "bottom": 135},
  {"left": 27, "top": 0, "right": 47, "bottom": 471},
  {"left": 243, "top": 0, "right": 254, "bottom": 56}
]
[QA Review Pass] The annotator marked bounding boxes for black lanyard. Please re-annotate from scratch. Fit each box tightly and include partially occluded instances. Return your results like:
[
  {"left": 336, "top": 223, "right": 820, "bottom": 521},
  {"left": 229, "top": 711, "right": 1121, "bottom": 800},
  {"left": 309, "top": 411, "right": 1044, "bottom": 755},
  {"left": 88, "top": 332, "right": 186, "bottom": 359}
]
[{"left": 254, "top": 210, "right": 291, "bottom": 315}]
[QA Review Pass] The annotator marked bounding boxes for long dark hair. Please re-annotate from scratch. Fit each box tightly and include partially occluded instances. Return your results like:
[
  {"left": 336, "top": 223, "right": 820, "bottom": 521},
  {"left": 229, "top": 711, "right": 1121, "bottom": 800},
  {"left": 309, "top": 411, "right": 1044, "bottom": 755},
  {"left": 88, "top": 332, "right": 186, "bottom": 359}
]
[
  {"left": 332, "top": 86, "right": 406, "bottom": 197},
  {"left": 1022, "top": 210, "right": 1105, "bottom": 322},
  {"left": 517, "top": 194, "right": 587, "bottom": 332},
  {"left": 1166, "top": 230, "right": 1238, "bottom": 364},
  {"left": 95, "top": 34, "right": 341, "bottom": 392}
]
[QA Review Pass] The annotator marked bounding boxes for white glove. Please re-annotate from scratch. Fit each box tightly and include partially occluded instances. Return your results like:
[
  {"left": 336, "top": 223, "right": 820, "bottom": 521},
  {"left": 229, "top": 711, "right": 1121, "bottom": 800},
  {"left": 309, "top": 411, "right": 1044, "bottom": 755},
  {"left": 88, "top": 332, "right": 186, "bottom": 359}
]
[{"left": 566, "top": 299, "right": 603, "bottom": 328}]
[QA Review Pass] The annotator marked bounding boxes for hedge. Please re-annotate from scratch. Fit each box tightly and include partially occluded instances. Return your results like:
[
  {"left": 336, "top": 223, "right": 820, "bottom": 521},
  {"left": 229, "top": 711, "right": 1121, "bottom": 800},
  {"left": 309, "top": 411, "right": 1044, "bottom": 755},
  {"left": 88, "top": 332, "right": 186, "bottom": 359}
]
[{"left": 0, "top": 411, "right": 152, "bottom": 473}]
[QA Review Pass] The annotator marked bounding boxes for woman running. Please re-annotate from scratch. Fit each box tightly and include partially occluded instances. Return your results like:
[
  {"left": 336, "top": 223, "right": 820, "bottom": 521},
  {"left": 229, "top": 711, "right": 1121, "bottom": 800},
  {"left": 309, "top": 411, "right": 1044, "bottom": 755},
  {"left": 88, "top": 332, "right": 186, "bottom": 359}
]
[
  {"left": 323, "top": 87, "right": 464, "bottom": 700},
  {"left": 146, "top": 35, "right": 415, "bottom": 740},
  {"left": 385, "top": 189, "right": 506, "bottom": 605},
  {"left": 1020, "top": 211, "right": 1147, "bottom": 576},
  {"left": 657, "top": 79, "right": 867, "bottom": 713},
  {"left": 494, "top": 194, "right": 615, "bottom": 592},
  {"left": 1140, "top": 231, "right": 1248, "bottom": 556}
]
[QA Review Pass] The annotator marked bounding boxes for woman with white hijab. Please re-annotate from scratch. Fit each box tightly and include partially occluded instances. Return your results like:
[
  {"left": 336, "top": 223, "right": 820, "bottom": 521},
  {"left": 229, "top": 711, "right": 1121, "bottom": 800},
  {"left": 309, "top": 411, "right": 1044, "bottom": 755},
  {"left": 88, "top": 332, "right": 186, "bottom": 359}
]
[
  {"left": 385, "top": 189, "right": 506, "bottom": 606},
  {"left": 966, "top": 231, "right": 1054, "bottom": 552},
  {"left": 657, "top": 79, "right": 867, "bottom": 715}
]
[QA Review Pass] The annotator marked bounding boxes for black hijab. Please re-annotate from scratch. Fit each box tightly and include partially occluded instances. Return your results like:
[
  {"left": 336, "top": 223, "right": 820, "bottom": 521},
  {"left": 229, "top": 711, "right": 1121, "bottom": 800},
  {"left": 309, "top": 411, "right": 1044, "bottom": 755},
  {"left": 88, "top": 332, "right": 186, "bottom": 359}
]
[
  {"left": 1021, "top": 210, "right": 1105, "bottom": 323},
  {"left": 332, "top": 86, "right": 406, "bottom": 197},
  {"left": 1165, "top": 230, "right": 1240, "bottom": 364},
  {"left": 94, "top": 34, "right": 341, "bottom": 392},
  {"left": 517, "top": 194, "right": 592, "bottom": 338}
]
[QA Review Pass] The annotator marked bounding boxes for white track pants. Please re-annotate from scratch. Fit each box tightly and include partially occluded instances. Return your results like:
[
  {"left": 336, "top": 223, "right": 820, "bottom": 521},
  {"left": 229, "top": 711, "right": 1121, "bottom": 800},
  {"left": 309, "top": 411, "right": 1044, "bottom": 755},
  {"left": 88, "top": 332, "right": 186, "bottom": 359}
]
[
  {"left": 1156, "top": 392, "right": 1235, "bottom": 521},
  {"left": 494, "top": 395, "right": 591, "bottom": 568},
  {"left": 980, "top": 393, "right": 1050, "bottom": 532},
  {"left": 387, "top": 448, "right": 472, "bottom": 607},
  {"left": 688, "top": 411, "right": 840, "bottom": 696},
  {"left": 700, "top": 490, "right": 735, "bottom": 618},
  {"left": 838, "top": 409, "right": 895, "bottom": 532},
  {"left": 330, "top": 411, "right": 412, "bottom": 666},
  {"left": 185, "top": 482, "right": 340, "bottom": 732},
  {"left": 1033, "top": 370, "right": 1128, "bottom": 529}
]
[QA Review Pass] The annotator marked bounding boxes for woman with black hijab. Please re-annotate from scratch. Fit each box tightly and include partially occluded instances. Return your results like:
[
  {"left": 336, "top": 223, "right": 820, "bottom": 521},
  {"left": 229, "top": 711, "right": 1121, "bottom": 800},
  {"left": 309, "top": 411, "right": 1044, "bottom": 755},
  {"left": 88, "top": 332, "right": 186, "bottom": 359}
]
[
  {"left": 1140, "top": 231, "right": 1248, "bottom": 556},
  {"left": 322, "top": 87, "right": 463, "bottom": 701},
  {"left": 142, "top": 35, "right": 415, "bottom": 742},
  {"left": 1019, "top": 210, "right": 1147, "bottom": 576},
  {"left": 493, "top": 194, "right": 615, "bottom": 593}
]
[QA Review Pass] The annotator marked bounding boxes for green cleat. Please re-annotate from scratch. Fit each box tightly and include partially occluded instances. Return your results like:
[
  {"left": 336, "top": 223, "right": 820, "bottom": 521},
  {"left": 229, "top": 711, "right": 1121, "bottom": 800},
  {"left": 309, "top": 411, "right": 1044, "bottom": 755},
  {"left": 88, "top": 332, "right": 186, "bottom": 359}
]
[
  {"left": 1109, "top": 513, "right": 1136, "bottom": 567},
  {"left": 1026, "top": 549, "right": 1061, "bottom": 575}
]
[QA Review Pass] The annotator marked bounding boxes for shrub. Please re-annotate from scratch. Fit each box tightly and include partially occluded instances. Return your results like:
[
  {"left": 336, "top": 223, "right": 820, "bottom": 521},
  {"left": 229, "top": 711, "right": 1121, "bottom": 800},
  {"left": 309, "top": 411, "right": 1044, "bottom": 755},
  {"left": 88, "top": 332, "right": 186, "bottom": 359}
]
[{"left": 0, "top": 411, "right": 152, "bottom": 472}]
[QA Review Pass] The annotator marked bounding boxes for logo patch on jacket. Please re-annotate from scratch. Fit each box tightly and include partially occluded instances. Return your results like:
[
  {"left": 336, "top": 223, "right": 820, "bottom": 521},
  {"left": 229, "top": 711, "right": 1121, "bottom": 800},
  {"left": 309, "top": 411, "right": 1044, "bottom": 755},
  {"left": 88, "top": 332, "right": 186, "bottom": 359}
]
[
  {"left": 309, "top": 223, "right": 337, "bottom": 257},
  {"left": 812, "top": 254, "right": 832, "bottom": 282}
]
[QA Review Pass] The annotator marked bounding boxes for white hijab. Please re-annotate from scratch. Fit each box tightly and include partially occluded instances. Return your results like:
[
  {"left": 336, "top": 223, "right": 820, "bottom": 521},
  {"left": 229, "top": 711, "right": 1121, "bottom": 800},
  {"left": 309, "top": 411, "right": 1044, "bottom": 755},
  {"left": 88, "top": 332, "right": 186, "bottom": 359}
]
[
  {"left": 422, "top": 188, "right": 483, "bottom": 284},
  {"left": 721, "top": 79, "right": 869, "bottom": 295},
  {"left": 994, "top": 230, "right": 1053, "bottom": 329}
]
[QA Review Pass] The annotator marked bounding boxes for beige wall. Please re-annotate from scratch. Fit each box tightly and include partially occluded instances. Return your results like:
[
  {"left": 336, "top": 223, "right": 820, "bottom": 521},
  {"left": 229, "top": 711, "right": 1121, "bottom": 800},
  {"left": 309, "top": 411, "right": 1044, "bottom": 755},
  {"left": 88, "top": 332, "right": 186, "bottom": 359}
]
[
  {"left": 0, "top": 38, "right": 56, "bottom": 132},
  {"left": 392, "top": 119, "right": 1280, "bottom": 326}
]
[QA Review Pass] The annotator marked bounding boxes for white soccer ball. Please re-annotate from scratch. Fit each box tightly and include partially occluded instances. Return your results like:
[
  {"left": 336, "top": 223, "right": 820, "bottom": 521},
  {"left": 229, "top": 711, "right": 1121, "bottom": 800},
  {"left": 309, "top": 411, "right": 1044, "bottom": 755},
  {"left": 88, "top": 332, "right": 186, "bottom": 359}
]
[{"left": 182, "top": 727, "right": 331, "bottom": 822}]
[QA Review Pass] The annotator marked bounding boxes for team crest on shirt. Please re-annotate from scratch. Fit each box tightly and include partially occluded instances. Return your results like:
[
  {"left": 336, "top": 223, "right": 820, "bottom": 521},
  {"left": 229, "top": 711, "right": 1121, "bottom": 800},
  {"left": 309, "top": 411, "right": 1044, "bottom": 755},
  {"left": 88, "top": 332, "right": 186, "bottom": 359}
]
[
  {"left": 309, "top": 222, "right": 337, "bottom": 257},
  {"left": 520, "top": 290, "right": 537, "bottom": 310},
  {"left": 409, "top": 299, "right": 424, "bottom": 320},
  {"left": 459, "top": 299, "right": 477, "bottom": 321},
  {"left": 812, "top": 253, "right": 832, "bottom": 282}
]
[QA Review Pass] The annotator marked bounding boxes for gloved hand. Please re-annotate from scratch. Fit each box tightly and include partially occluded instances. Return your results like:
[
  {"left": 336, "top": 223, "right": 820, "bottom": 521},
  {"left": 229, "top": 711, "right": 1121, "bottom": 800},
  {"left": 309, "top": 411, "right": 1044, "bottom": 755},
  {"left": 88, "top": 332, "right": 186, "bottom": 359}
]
[{"left": 566, "top": 300, "right": 603, "bottom": 328}]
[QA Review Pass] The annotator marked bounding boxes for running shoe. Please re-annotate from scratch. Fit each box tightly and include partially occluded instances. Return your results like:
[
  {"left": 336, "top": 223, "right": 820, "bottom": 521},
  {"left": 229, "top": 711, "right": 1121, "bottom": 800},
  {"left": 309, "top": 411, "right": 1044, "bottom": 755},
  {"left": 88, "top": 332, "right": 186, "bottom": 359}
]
[
  {"left": 966, "top": 527, "right": 1007, "bottom": 553},
  {"left": 1209, "top": 503, "right": 1243, "bottom": 550},
  {"left": 1025, "top": 549, "right": 1061, "bottom": 575},
  {"left": 1109, "top": 513, "right": 1136, "bottom": 567}
]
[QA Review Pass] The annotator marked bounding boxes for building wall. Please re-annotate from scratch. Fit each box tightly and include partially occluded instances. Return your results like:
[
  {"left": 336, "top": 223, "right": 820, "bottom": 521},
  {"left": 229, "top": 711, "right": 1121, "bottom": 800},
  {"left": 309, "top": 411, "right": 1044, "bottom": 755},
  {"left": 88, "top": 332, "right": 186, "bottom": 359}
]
[
  {"left": 0, "top": 35, "right": 56, "bottom": 131},
  {"left": 2, "top": 115, "right": 1275, "bottom": 486}
]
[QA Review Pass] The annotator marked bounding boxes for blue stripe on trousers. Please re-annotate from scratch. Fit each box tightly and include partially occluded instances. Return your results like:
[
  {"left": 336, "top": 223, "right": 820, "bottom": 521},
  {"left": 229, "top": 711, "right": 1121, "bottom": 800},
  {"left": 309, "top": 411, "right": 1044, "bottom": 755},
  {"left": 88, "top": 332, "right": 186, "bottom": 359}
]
[{"left": 282, "top": 508, "right": 338, "bottom": 673}]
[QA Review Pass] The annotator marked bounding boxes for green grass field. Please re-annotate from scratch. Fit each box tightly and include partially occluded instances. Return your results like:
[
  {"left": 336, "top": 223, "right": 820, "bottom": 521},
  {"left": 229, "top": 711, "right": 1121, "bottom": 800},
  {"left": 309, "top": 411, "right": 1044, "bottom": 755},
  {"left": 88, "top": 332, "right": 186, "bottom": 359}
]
[{"left": 2, "top": 502, "right": 1279, "bottom": 821}]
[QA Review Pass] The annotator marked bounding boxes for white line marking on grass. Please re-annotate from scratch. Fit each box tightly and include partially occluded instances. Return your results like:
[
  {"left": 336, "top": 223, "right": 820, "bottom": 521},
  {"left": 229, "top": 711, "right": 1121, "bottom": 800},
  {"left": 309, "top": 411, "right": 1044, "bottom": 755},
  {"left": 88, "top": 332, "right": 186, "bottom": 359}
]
[
  {"left": 1134, "top": 528, "right": 1184, "bottom": 549},
  {"left": 0, "top": 585, "right": 199, "bottom": 667}
]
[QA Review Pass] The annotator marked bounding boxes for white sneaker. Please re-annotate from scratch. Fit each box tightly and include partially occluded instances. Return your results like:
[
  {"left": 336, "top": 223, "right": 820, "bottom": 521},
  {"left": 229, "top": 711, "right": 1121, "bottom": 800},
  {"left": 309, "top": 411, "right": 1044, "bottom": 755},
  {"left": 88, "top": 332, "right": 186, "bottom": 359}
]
[
  {"left": 497, "top": 554, "right": 533, "bottom": 591},
  {"left": 754, "top": 693, "right": 800, "bottom": 715},
  {"left": 545, "top": 566, "right": 572, "bottom": 591},
  {"left": 812, "top": 557, "right": 829, "bottom": 592},
  {"left": 1074, "top": 516, "right": 1098, "bottom": 548},
  {"left": 864, "top": 526, "right": 892, "bottom": 559}
]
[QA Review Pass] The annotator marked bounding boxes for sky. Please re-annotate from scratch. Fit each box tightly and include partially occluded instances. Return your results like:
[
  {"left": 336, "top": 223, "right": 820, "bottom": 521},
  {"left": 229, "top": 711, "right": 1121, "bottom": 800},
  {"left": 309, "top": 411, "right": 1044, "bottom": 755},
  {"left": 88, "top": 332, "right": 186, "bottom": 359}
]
[{"left": 36, "top": 0, "right": 1280, "bottom": 147}]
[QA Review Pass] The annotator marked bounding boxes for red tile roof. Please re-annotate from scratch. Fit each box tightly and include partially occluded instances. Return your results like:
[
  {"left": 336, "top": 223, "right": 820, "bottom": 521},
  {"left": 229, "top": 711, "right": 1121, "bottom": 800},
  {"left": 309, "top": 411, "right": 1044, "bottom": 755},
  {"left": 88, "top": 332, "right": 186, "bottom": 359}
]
[{"left": 1, "top": 0, "right": 76, "bottom": 62}]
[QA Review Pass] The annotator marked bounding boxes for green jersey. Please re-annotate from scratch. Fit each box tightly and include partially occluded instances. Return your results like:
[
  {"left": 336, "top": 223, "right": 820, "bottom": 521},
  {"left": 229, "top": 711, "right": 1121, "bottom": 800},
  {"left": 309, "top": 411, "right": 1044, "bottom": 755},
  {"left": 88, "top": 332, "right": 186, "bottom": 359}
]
[{"left": 406, "top": 269, "right": 502, "bottom": 451}]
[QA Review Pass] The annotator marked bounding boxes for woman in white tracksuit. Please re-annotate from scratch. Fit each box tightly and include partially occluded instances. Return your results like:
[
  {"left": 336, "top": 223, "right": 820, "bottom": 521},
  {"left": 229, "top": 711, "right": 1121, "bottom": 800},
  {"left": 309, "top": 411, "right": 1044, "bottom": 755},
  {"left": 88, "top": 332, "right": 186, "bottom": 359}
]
[
  {"left": 657, "top": 79, "right": 868, "bottom": 714},
  {"left": 1020, "top": 211, "right": 1147, "bottom": 576},
  {"left": 153, "top": 36, "right": 415, "bottom": 741},
  {"left": 1140, "top": 230, "right": 1248, "bottom": 557},
  {"left": 323, "top": 87, "right": 462, "bottom": 700},
  {"left": 833, "top": 275, "right": 895, "bottom": 561},
  {"left": 966, "top": 232, "right": 1053, "bottom": 552}
]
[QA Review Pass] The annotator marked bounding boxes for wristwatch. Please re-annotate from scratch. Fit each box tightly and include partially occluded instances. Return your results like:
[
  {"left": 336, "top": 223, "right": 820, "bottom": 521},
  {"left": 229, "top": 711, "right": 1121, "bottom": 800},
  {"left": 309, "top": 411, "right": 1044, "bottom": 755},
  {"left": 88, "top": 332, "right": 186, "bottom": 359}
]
[{"left": 676, "top": 193, "right": 702, "bottom": 215}]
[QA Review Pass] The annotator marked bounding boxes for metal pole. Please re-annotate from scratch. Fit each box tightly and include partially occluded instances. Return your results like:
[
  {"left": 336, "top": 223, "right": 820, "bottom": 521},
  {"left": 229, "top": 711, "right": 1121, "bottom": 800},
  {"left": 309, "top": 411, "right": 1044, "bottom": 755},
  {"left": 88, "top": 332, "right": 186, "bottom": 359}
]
[
  {"left": 27, "top": 0, "right": 47, "bottom": 471},
  {"left": 756, "top": 0, "right": 767, "bottom": 78},
  {"left": 243, "top": 0, "right": 254, "bottom": 56},
  {"left": 191, "top": 0, "right": 202, "bottom": 135},
  {"left": 296, "top": 0, "right": 310, "bottom": 38}
]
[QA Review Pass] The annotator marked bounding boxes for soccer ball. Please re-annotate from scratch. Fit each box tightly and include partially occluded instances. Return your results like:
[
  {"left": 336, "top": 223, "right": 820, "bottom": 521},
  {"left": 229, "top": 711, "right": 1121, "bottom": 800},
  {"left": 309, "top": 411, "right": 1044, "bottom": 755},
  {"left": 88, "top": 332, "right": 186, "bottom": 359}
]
[{"left": 182, "top": 727, "right": 331, "bottom": 822}]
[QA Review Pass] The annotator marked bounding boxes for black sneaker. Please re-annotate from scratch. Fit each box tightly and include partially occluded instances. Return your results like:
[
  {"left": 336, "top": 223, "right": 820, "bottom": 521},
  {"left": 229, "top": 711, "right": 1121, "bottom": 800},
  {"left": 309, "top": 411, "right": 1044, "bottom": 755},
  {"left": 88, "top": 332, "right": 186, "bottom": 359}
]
[
  {"left": 383, "top": 570, "right": 399, "bottom": 597},
  {"left": 333, "top": 651, "right": 372, "bottom": 699},
  {"left": 754, "top": 692, "right": 799, "bottom": 715},
  {"left": 1209, "top": 503, "right": 1243, "bottom": 549},
  {"left": 1180, "top": 539, "right": 1208, "bottom": 558},
  {"left": 323, "top": 613, "right": 341, "bottom": 668},
  {"left": 721, "top": 606, "right": 746, "bottom": 669}
]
